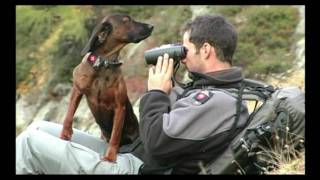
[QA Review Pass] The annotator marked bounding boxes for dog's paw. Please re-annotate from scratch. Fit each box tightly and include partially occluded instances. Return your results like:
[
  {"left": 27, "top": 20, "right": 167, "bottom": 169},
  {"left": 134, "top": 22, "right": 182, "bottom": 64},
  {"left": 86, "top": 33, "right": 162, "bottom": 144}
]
[
  {"left": 60, "top": 128, "right": 73, "bottom": 140},
  {"left": 102, "top": 155, "right": 117, "bottom": 163},
  {"left": 103, "top": 148, "right": 117, "bottom": 162}
]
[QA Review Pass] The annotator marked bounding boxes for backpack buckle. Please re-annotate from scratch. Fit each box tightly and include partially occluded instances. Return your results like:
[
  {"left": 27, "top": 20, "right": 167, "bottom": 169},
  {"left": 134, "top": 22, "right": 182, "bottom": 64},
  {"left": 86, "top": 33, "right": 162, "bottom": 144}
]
[{"left": 240, "top": 138, "right": 250, "bottom": 152}]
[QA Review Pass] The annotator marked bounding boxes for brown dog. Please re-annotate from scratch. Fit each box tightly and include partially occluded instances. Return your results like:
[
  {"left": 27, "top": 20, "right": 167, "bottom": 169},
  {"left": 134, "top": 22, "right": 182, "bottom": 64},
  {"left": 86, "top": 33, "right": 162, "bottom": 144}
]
[{"left": 60, "top": 14, "right": 153, "bottom": 162}]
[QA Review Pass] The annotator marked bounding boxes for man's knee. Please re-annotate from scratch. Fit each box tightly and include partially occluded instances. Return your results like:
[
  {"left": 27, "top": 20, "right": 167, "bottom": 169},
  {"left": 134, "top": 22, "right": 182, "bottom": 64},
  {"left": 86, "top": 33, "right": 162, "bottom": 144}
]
[{"left": 16, "top": 128, "right": 63, "bottom": 174}]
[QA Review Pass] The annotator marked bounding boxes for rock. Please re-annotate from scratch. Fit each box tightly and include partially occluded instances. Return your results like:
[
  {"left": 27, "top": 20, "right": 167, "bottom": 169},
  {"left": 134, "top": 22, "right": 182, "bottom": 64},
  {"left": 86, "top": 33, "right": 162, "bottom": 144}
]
[
  {"left": 49, "top": 83, "right": 72, "bottom": 99},
  {"left": 295, "top": 38, "right": 305, "bottom": 69},
  {"left": 295, "top": 6, "right": 305, "bottom": 35},
  {"left": 16, "top": 84, "right": 101, "bottom": 138},
  {"left": 16, "top": 94, "right": 41, "bottom": 135}
]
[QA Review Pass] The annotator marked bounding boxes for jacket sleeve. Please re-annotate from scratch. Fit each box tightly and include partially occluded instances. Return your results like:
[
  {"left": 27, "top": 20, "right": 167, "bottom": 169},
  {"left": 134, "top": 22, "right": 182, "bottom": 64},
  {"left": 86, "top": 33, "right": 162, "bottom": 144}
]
[{"left": 139, "top": 90, "right": 171, "bottom": 157}]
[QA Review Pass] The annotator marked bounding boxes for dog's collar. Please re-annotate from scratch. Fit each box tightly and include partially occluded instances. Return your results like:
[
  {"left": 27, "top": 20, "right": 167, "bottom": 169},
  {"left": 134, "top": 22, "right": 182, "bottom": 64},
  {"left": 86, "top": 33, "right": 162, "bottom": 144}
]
[{"left": 87, "top": 52, "right": 123, "bottom": 70}]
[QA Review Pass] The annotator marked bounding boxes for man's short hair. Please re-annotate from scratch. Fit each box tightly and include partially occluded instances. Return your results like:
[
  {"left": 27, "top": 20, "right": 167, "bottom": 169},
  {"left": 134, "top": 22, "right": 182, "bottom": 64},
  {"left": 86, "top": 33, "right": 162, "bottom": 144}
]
[{"left": 183, "top": 15, "right": 237, "bottom": 65}]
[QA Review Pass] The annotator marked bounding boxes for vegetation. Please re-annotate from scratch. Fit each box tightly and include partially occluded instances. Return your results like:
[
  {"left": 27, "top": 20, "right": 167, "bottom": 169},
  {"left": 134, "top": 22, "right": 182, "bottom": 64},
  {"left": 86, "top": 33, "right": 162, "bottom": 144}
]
[
  {"left": 16, "top": 6, "right": 54, "bottom": 86},
  {"left": 16, "top": 6, "right": 92, "bottom": 90},
  {"left": 208, "top": 5, "right": 299, "bottom": 80},
  {"left": 258, "top": 138, "right": 305, "bottom": 175},
  {"left": 267, "top": 151, "right": 305, "bottom": 174}
]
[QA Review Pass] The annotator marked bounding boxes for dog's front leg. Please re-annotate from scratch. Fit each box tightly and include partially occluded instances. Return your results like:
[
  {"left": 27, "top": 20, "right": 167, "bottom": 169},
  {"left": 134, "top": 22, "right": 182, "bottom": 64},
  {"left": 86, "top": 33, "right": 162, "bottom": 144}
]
[
  {"left": 103, "top": 105, "right": 125, "bottom": 162},
  {"left": 60, "top": 84, "right": 83, "bottom": 140}
]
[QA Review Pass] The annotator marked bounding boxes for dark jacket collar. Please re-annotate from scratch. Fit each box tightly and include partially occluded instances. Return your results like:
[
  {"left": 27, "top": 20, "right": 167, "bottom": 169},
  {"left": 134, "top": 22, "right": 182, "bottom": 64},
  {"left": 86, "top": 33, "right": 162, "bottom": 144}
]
[{"left": 188, "top": 67, "right": 244, "bottom": 88}]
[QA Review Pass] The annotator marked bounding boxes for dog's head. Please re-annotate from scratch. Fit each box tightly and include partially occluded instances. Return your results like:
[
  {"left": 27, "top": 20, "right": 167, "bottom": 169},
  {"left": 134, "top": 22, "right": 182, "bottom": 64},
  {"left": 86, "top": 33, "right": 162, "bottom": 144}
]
[{"left": 81, "top": 14, "right": 153, "bottom": 56}]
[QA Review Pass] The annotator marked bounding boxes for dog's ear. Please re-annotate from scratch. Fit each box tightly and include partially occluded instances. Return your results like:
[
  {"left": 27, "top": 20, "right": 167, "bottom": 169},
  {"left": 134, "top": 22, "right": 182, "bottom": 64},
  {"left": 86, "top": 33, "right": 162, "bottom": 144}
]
[{"left": 81, "top": 21, "right": 112, "bottom": 56}]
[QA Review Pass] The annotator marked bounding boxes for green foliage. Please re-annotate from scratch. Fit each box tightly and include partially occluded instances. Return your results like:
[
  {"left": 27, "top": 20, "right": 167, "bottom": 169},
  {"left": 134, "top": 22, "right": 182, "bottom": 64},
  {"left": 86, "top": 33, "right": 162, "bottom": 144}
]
[
  {"left": 208, "top": 5, "right": 244, "bottom": 17},
  {"left": 16, "top": 6, "right": 54, "bottom": 49},
  {"left": 16, "top": 6, "right": 56, "bottom": 86},
  {"left": 150, "top": 6, "right": 192, "bottom": 44},
  {"left": 16, "top": 57, "right": 36, "bottom": 86},
  {"left": 55, "top": 6, "right": 91, "bottom": 45},
  {"left": 233, "top": 6, "right": 299, "bottom": 79},
  {"left": 16, "top": 5, "right": 95, "bottom": 89},
  {"left": 203, "top": 5, "right": 299, "bottom": 80},
  {"left": 46, "top": 6, "right": 94, "bottom": 90},
  {"left": 243, "top": 6, "right": 298, "bottom": 49},
  {"left": 100, "top": 5, "right": 156, "bottom": 20},
  {"left": 49, "top": 36, "right": 83, "bottom": 86}
]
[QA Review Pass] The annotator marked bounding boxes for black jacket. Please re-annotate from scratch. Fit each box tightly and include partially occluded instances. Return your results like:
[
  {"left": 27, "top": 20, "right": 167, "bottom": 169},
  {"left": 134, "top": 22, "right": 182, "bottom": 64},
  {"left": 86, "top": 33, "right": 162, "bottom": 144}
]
[{"left": 121, "top": 67, "right": 249, "bottom": 174}]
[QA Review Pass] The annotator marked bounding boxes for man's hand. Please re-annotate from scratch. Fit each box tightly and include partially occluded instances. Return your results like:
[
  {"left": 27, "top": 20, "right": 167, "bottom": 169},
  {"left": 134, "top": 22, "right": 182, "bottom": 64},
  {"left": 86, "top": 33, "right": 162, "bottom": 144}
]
[{"left": 148, "top": 53, "right": 174, "bottom": 94}]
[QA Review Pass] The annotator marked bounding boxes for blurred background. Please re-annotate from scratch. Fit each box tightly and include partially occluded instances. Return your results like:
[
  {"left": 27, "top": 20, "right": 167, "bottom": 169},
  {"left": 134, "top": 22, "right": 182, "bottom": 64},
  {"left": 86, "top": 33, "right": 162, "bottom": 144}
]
[{"left": 16, "top": 5, "right": 305, "bottom": 139}]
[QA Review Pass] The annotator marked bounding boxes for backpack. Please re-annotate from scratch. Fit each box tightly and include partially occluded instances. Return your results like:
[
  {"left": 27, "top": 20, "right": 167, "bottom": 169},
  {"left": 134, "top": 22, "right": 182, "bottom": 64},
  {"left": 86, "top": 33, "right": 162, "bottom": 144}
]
[{"left": 201, "top": 78, "right": 305, "bottom": 174}]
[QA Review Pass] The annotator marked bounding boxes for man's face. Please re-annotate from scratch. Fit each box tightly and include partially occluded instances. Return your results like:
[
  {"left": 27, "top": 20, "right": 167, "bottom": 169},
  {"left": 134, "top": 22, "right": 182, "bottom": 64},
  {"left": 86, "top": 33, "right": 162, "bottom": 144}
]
[{"left": 181, "top": 31, "right": 203, "bottom": 73}]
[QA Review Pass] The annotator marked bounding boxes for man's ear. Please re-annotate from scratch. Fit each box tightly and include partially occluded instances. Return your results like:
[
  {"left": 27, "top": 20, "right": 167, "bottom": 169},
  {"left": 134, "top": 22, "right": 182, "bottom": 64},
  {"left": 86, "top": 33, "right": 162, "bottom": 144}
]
[
  {"left": 201, "top": 42, "right": 212, "bottom": 60},
  {"left": 81, "top": 21, "right": 112, "bottom": 56}
]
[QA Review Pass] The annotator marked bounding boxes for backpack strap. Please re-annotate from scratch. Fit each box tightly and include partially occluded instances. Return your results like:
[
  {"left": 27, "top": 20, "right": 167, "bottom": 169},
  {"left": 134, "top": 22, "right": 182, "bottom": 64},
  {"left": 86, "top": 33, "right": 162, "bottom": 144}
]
[
  {"left": 227, "top": 82, "right": 246, "bottom": 141},
  {"left": 243, "top": 78, "right": 275, "bottom": 93}
]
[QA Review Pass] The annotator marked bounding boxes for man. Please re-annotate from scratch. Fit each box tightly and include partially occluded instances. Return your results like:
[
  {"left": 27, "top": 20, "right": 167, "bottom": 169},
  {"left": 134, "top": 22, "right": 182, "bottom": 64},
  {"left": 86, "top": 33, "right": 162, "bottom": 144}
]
[
  {"left": 135, "top": 15, "right": 249, "bottom": 174},
  {"left": 16, "top": 15, "right": 249, "bottom": 174}
]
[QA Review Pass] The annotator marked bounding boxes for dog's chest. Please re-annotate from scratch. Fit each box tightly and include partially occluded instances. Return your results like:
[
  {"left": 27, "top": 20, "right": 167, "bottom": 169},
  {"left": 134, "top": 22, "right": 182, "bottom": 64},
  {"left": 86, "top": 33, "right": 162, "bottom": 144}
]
[
  {"left": 92, "top": 76, "right": 118, "bottom": 97},
  {"left": 86, "top": 69, "right": 125, "bottom": 104}
]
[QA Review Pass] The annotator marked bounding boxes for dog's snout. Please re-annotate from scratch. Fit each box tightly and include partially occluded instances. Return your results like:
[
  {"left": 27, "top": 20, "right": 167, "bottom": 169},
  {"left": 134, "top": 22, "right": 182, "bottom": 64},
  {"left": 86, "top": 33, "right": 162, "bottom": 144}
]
[
  {"left": 147, "top": 24, "right": 154, "bottom": 30},
  {"left": 119, "top": 19, "right": 154, "bottom": 43}
]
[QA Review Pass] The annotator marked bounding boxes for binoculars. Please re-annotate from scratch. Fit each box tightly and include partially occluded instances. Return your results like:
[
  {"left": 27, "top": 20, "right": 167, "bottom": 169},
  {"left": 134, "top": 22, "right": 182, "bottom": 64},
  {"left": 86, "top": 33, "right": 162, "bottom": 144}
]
[{"left": 144, "top": 44, "right": 188, "bottom": 65}]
